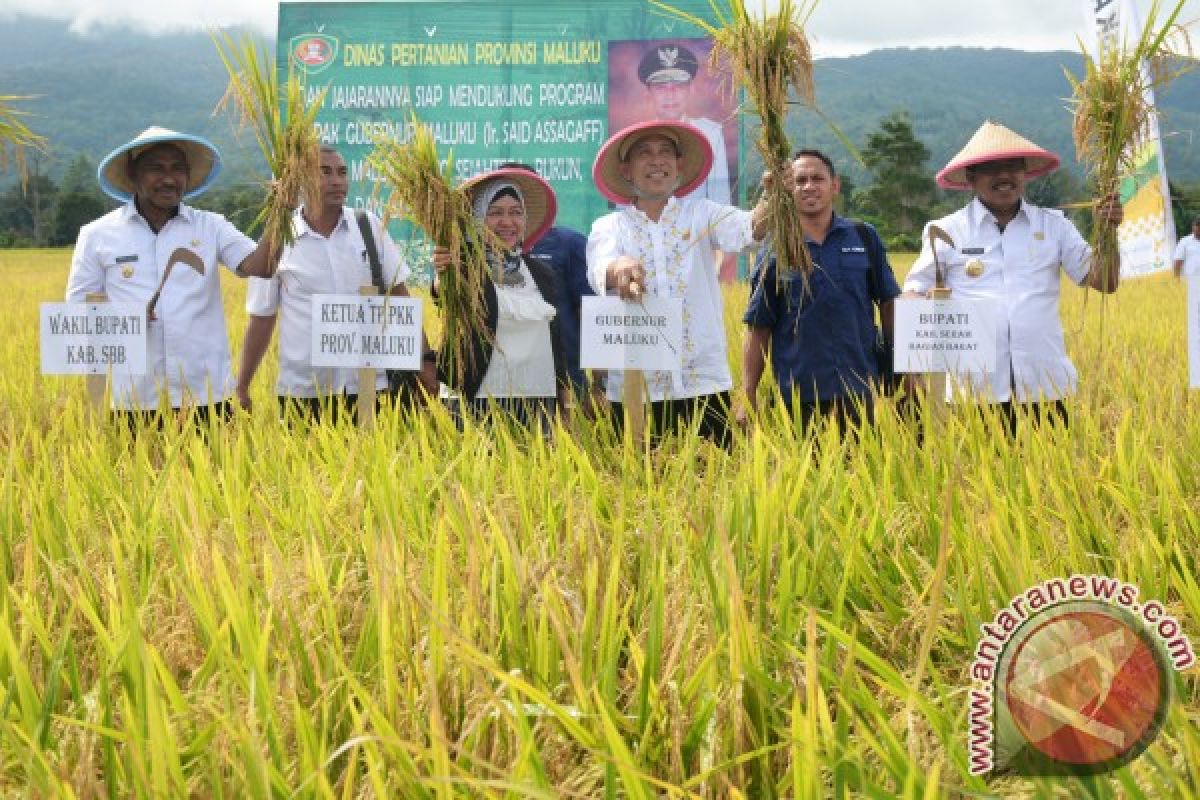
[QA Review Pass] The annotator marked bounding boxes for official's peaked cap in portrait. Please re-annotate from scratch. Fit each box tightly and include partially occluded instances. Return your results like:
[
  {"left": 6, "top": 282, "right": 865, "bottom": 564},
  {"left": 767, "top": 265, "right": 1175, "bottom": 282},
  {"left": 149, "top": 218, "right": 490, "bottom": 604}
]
[{"left": 638, "top": 43, "right": 699, "bottom": 85}]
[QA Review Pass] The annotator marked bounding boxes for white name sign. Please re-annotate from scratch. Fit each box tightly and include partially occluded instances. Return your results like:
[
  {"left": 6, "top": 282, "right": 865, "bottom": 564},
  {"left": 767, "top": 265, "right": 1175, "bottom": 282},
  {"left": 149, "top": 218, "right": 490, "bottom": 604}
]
[
  {"left": 580, "top": 296, "right": 683, "bottom": 371},
  {"left": 310, "top": 295, "right": 423, "bottom": 370},
  {"left": 894, "top": 298, "right": 997, "bottom": 374},
  {"left": 40, "top": 302, "right": 147, "bottom": 375},
  {"left": 1189, "top": 276, "right": 1200, "bottom": 390}
]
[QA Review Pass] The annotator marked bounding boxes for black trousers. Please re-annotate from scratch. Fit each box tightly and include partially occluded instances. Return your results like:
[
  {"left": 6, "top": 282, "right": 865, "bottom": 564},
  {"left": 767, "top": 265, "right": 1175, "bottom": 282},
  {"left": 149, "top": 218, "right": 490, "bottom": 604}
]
[
  {"left": 444, "top": 396, "right": 558, "bottom": 434},
  {"left": 111, "top": 400, "right": 233, "bottom": 435},
  {"left": 990, "top": 400, "right": 1069, "bottom": 435},
  {"left": 610, "top": 390, "right": 733, "bottom": 448}
]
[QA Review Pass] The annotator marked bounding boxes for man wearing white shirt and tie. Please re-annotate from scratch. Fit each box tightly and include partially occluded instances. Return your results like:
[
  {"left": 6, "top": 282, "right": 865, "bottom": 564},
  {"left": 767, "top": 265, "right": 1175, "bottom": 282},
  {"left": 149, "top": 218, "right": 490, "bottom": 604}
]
[{"left": 904, "top": 120, "right": 1123, "bottom": 432}]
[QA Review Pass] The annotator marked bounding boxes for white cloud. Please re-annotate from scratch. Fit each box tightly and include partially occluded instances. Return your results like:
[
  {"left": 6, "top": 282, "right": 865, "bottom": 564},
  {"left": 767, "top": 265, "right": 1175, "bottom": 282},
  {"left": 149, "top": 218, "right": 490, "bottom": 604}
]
[{"left": 1, "top": 0, "right": 1196, "bottom": 53}]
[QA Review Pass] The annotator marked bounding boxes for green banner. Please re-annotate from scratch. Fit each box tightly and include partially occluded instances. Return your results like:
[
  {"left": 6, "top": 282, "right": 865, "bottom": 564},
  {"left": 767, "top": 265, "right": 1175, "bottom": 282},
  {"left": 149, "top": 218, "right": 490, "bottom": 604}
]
[{"left": 277, "top": 0, "right": 743, "bottom": 276}]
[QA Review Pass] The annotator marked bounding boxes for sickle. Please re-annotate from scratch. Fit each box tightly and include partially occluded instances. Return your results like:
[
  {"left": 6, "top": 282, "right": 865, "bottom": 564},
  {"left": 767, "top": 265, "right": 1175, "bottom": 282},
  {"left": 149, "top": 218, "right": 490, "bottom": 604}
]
[
  {"left": 146, "top": 248, "right": 206, "bottom": 320},
  {"left": 927, "top": 225, "right": 955, "bottom": 289}
]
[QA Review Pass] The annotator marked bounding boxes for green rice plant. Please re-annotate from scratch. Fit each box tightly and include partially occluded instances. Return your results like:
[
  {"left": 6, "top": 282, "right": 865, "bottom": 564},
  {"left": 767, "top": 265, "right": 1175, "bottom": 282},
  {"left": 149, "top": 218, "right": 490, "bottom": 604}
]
[
  {"left": 213, "top": 32, "right": 324, "bottom": 270},
  {"left": 0, "top": 247, "right": 1196, "bottom": 797},
  {"left": 1065, "top": 0, "right": 1193, "bottom": 280}
]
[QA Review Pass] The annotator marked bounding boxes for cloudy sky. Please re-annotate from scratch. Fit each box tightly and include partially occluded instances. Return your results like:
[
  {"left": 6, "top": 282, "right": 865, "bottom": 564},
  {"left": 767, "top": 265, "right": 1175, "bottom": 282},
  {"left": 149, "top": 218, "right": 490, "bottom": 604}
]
[{"left": 1, "top": 0, "right": 1197, "bottom": 56}]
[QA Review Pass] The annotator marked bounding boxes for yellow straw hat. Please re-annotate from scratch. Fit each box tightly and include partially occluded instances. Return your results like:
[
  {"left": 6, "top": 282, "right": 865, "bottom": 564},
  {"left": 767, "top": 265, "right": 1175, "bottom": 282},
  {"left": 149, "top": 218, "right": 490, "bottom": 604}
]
[
  {"left": 592, "top": 120, "right": 713, "bottom": 205},
  {"left": 936, "top": 120, "right": 1060, "bottom": 190}
]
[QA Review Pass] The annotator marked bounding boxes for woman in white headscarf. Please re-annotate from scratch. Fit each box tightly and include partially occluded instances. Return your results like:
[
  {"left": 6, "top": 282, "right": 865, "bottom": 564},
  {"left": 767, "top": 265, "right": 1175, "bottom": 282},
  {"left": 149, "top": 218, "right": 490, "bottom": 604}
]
[{"left": 431, "top": 168, "right": 569, "bottom": 428}]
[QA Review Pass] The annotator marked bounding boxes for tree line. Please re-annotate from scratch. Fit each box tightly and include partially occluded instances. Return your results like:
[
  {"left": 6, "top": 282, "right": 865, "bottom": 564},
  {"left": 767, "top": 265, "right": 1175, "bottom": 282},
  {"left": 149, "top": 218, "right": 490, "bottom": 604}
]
[{"left": 3, "top": 113, "right": 1199, "bottom": 250}]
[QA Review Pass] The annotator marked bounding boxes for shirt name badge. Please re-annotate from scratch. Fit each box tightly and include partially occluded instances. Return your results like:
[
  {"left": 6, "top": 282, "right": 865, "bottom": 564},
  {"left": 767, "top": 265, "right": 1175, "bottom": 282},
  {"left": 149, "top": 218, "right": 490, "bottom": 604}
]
[
  {"left": 116, "top": 254, "right": 138, "bottom": 278},
  {"left": 842, "top": 246, "right": 866, "bottom": 253}
]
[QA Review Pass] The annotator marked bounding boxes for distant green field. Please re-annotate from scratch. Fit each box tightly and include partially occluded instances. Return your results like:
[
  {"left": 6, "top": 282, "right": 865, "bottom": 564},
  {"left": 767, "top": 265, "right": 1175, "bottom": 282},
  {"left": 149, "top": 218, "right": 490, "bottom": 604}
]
[{"left": 1, "top": 248, "right": 1196, "bottom": 798}]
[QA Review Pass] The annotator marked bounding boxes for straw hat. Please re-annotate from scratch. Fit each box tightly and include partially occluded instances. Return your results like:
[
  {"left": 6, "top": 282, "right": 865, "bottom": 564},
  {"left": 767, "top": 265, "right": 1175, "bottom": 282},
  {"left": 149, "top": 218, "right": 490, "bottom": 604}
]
[
  {"left": 461, "top": 167, "right": 558, "bottom": 248},
  {"left": 592, "top": 120, "right": 713, "bottom": 205},
  {"left": 97, "top": 126, "right": 222, "bottom": 202},
  {"left": 936, "top": 120, "right": 1060, "bottom": 190}
]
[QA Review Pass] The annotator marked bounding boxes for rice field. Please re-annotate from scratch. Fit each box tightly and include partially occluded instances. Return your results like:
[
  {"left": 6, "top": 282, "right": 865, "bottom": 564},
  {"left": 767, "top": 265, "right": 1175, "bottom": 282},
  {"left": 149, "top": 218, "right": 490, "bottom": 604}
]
[{"left": 1, "top": 247, "right": 1197, "bottom": 798}]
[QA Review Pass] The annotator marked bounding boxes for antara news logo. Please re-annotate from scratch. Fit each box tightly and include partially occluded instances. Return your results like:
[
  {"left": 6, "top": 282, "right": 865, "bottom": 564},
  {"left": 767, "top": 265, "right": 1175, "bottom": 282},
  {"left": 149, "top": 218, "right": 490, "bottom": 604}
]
[{"left": 968, "top": 575, "right": 1195, "bottom": 777}]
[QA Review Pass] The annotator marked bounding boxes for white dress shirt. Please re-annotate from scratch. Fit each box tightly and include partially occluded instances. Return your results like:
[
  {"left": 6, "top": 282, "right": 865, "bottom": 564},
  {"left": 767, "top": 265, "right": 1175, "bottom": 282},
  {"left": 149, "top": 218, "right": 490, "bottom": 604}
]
[
  {"left": 66, "top": 202, "right": 256, "bottom": 409},
  {"left": 1175, "top": 234, "right": 1200, "bottom": 278},
  {"left": 245, "top": 207, "right": 409, "bottom": 397},
  {"left": 587, "top": 194, "right": 757, "bottom": 402},
  {"left": 904, "top": 197, "right": 1097, "bottom": 403}
]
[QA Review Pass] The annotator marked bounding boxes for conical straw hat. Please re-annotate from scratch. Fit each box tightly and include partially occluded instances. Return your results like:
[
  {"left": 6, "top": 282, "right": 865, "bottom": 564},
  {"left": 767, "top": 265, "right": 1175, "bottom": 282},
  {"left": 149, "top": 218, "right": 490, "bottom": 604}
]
[
  {"left": 936, "top": 120, "right": 1060, "bottom": 190},
  {"left": 461, "top": 167, "right": 558, "bottom": 248},
  {"left": 97, "top": 126, "right": 222, "bottom": 202},
  {"left": 592, "top": 120, "right": 713, "bottom": 205}
]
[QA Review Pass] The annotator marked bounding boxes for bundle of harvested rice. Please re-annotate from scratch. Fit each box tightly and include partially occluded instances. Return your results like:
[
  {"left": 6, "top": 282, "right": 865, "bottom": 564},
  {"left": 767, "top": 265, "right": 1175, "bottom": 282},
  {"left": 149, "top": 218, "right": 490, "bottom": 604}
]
[
  {"left": 213, "top": 32, "right": 324, "bottom": 270},
  {"left": 368, "top": 121, "right": 498, "bottom": 389},
  {"left": 654, "top": 0, "right": 819, "bottom": 279},
  {"left": 0, "top": 94, "right": 47, "bottom": 188},
  {"left": 1066, "top": 0, "right": 1192, "bottom": 277}
]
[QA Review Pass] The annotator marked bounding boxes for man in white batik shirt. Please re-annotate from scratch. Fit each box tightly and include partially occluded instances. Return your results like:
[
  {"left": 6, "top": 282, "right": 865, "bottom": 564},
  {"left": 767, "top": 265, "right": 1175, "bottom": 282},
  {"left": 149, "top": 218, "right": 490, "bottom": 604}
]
[
  {"left": 587, "top": 120, "right": 767, "bottom": 446},
  {"left": 904, "top": 120, "right": 1123, "bottom": 433}
]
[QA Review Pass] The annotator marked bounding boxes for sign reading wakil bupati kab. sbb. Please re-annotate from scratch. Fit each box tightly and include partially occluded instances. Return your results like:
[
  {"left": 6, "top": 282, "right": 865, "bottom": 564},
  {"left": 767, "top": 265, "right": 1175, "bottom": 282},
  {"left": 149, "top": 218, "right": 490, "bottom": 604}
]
[{"left": 277, "top": 0, "right": 739, "bottom": 242}]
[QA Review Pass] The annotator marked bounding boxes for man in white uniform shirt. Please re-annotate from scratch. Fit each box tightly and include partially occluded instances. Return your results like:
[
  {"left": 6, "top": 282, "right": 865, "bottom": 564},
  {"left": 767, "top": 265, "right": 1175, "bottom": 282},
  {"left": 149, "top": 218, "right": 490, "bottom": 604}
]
[
  {"left": 1173, "top": 217, "right": 1200, "bottom": 279},
  {"left": 588, "top": 120, "right": 767, "bottom": 446},
  {"left": 904, "top": 120, "right": 1123, "bottom": 432},
  {"left": 237, "top": 145, "right": 436, "bottom": 421},
  {"left": 66, "top": 126, "right": 278, "bottom": 426}
]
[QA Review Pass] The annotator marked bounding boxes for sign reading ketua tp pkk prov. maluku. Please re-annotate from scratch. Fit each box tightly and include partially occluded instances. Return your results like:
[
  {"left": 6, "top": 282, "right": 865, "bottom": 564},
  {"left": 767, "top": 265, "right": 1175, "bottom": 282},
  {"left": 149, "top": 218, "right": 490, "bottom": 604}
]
[
  {"left": 40, "top": 303, "right": 147, "bottom": 375},
  {"left": 894, "top": 298, "right": 998, "bottom": 375},
  {"left": 580, "top": 296, "right": 682, "bottom": 371},
  {"left": 310, "top": 295, "right": 423, "bottom": 370}
]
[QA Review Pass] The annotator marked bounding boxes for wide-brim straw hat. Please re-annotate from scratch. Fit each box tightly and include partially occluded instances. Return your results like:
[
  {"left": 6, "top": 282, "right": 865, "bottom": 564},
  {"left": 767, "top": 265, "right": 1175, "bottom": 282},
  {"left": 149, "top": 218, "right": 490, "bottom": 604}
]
[
  {"left": 936, "top": 120, "right": 1060, "bottom": 190},
  {"left": 461, "top": 167, "right": 558, "bottom": 248},
  {"left": 97, "top": 126, "right": 222, "bottom": 202},
  {"left": 592, "top": 120, "right": 713, "bottom": 205}
]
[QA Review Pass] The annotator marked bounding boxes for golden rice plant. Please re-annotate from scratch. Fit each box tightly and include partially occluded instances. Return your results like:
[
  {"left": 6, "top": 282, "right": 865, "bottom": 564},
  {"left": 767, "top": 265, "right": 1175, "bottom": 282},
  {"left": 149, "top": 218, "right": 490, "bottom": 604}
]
[
  {"left": 0, "top": 94, "right": 48, "bottom": 188},
  {"left": 1066, "top": 0, "right": 1192, "bottom": 280},
  {"left": 368, "top": 120, "right": 497, "bottom": 389},
  {"left": 654, "top": 0, "right": 818, "bottom": 280},
  {"left": 213, "top": 32, "right": 324, "bottom": 270}
]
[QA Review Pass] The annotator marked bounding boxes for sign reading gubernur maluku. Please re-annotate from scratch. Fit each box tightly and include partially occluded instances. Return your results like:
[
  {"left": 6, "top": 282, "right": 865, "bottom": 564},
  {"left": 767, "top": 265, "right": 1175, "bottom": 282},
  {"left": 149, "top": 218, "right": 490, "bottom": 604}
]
[
  {"left": 310, "top": 295, "right": 423, "bottom": 370},
  {"left": 580, "top": 296, "right": 682, "bottom": 371},
  {"left": 40, "top": 302, "right": 147, "bottom": 375}
]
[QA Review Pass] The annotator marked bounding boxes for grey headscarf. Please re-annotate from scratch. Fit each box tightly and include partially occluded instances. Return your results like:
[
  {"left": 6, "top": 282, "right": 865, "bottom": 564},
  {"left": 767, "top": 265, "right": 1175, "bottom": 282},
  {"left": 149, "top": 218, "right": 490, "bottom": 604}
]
[{"left": 472, "top": 178, "right": 526, "bottom": 285}]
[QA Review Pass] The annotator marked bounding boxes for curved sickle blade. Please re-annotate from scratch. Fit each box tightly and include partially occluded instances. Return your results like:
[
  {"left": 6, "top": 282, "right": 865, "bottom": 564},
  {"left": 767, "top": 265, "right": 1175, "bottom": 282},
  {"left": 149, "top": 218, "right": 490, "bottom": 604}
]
[{"left": 147, "top": 248, "right": 207, "bottom": 320}]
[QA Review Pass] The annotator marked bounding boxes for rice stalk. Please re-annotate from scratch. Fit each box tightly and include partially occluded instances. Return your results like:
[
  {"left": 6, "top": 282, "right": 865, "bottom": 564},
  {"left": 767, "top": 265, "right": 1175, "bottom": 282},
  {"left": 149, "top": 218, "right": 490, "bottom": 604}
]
[
  {"left": 212, "top": 32, "right": 324, "bottom": 271},
  {"left": 1065, "top": 0, "right": 1193, "bottom": 282},
  {"left": 654, "top": 0, "right": 818, "bottom": 282},
  {"left": 368, "top": 119, "right": 497, "bottom": 389},
  {"left": 0, "top": 94, "right": 48, "bottom": 188}
]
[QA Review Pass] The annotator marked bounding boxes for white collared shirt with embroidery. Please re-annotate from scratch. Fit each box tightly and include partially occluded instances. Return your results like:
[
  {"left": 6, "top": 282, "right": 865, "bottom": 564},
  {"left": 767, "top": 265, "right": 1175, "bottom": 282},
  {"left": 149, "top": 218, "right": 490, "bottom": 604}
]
[
  {"left": 587, "top": 195, "right": 757, "bottom": 402},
  {"left": 904, "top": 197, "right": 1096, "bottom": 403}
]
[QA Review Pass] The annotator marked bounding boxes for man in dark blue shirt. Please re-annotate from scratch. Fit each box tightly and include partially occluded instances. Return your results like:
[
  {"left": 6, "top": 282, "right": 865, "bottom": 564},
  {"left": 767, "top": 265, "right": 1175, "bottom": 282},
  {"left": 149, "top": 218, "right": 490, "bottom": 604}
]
[
  {"left": 741, "top": 149, "right": 901, "bottom": 434},
  {"left": 500, "top": 162, "right": 596, "bottom": 399}
]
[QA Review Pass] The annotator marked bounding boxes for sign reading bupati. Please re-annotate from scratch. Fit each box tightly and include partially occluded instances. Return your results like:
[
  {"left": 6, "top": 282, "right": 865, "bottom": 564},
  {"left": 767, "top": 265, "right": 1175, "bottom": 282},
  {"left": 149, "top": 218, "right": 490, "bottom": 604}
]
[
  {"left": 894, "top": 299, "right": 997, "bottom": 374},
  {"left": 310, "top": 295, "right": 423, "bottom": 369},
  {"left": 40, "top": 303, "right": 147, "bottom": 375},
  {"left": 580, "top": 296, "right": 682, "bottom": 371}
]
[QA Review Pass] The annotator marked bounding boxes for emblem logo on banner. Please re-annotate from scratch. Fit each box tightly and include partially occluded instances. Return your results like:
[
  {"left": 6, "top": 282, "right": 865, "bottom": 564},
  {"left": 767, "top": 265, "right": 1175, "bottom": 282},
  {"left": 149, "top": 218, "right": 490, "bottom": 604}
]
[{"left": 290, "top": 34, "right": 339, "bottom": 73}]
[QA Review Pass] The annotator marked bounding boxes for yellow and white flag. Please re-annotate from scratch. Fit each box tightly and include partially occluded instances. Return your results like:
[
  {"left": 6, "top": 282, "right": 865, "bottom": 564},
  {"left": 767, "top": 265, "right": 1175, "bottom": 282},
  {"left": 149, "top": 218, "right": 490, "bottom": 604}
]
[{"left": 1083, "top": 0, "right": 1178, "bottom": 276}]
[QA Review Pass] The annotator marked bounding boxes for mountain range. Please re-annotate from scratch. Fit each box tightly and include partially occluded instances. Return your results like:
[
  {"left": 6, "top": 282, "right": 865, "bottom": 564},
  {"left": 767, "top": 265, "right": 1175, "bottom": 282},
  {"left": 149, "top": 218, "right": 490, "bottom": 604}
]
[{"left": 3, "top": 15, "right": 1198, "bottom": 190}]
